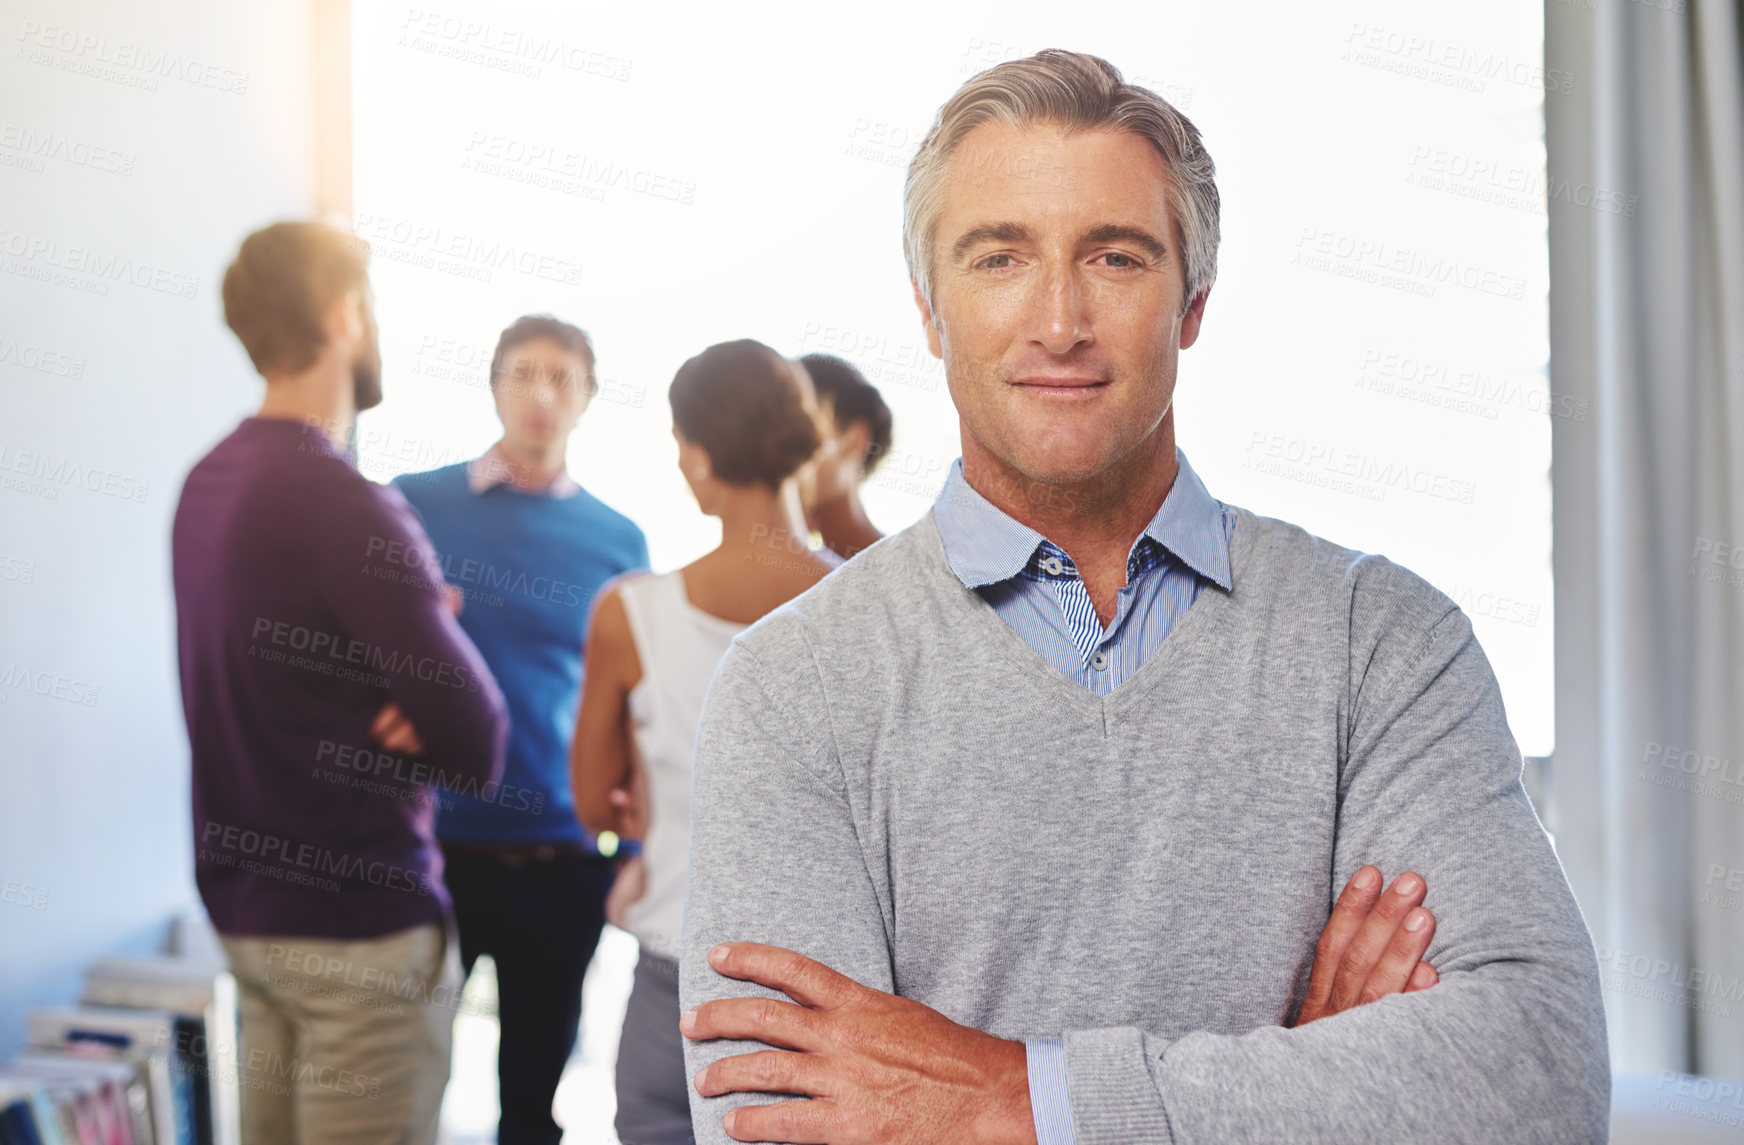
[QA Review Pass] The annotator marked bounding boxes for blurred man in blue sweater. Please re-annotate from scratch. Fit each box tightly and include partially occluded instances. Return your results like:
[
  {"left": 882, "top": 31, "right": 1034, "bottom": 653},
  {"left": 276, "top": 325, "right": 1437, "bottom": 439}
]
[{"left": 395, "top": 315, "right": 649, "bottom": 1145}]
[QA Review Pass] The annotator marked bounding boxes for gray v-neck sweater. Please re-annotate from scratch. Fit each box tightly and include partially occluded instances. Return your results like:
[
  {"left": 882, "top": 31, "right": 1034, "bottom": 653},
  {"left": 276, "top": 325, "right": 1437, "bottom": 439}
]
[{"left": 679, "top": 505, "right": 1609, "bottom": 1144}]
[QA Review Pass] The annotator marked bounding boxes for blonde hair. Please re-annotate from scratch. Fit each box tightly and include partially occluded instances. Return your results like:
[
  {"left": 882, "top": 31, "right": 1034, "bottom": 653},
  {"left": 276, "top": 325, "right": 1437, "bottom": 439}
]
[
  {"left": 222, "top": 221, "right": 371, "bottom": 375},
  {"left": 902, "top": 49, "right": 1219, "bottom": 314}
]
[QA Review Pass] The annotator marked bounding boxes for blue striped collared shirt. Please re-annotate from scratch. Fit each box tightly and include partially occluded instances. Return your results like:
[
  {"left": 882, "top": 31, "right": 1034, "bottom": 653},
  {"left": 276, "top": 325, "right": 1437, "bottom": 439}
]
[
  {"left": 929, "top": 449, "right": 1235, "bottom": 694},
  {"left": 927, "top": 447, "right": 1235, "bottom": 1145}
]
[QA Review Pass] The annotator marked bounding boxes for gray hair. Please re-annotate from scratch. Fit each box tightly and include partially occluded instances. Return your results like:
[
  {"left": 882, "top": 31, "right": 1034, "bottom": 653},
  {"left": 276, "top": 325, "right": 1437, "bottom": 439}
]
[{"left": 902, "top": 49, "right": 1220, "bottom": 315}]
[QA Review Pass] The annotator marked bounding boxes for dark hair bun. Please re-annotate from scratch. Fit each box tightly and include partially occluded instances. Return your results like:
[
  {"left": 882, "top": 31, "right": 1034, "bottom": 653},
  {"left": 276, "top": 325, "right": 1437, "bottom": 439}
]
[{"left": 669, "top": 340, "right": 821, "bottom": 489}]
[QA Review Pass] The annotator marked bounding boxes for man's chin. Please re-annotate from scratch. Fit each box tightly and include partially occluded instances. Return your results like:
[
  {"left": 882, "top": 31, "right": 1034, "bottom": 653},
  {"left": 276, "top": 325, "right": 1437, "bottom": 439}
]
[
  {"left": 997, "top": 416, "right": 1166, "bottom": 487},
  {"left": 998, "top": 440, "right": 1127, "bottom": 488},
  {"left": 515, "top": 424, "right": 561, "bottom": 449}
]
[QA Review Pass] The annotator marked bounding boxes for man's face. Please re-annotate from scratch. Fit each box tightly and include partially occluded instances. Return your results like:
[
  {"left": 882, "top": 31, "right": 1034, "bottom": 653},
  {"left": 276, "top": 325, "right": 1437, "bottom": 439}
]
[
  {"left": 918, "top": 120, "right": 1206, "bottom": 487},
  {"left": 352, "top": 289, "right": 384, "bottom": 412},
  {"left": 491, "top": 336, "right": 595, "bottom": 452}
]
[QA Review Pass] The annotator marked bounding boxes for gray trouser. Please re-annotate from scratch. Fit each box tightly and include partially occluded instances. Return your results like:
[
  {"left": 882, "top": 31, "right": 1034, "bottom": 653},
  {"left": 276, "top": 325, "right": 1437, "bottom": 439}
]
[
  {"left": 615, "top": 950, "right": 695, "bottom": 1145},
  {"left": 220, "top": 918, "right": 463, "bottom": 1145}
]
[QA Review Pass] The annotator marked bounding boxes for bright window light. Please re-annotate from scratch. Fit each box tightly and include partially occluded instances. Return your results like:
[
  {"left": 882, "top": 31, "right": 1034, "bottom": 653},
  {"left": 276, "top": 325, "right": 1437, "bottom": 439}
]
[{"left": 352, "top": 0, "right": 1553, "bottom": 756}]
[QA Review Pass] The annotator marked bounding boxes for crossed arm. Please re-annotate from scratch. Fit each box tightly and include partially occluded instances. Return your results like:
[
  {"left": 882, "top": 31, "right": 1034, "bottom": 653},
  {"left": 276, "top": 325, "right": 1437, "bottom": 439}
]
[
  {"left": 681, "top": 866, "right": 1439, "bottom": 1144},
  {"left": 679, "top": 606, "right": 1610, "bottom": 1145},
  {"left": 317, "top": 483, "right": 505, "bottom": 783}
]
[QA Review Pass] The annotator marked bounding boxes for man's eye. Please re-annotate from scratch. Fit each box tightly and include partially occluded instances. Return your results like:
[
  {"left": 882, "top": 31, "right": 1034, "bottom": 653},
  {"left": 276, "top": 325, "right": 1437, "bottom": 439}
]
[
  {"left": 978, "top": 253, "right": 1015, "bottom": 270},
  {"left": 1100, "top": 252, "right": 1142, "bottom": 269}
]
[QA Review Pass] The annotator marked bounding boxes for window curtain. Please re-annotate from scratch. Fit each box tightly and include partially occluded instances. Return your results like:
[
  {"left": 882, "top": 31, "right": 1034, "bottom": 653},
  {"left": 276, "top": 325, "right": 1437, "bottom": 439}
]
[{"left": 1547, "top": 0, "right": 1744, "bottom": 1079}]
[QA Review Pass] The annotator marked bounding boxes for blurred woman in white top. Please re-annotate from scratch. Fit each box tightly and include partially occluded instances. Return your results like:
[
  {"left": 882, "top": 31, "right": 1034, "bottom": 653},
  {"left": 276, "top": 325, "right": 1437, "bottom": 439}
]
[{"left": 571, "top": 339, "right": 841, "bottom": 1145}]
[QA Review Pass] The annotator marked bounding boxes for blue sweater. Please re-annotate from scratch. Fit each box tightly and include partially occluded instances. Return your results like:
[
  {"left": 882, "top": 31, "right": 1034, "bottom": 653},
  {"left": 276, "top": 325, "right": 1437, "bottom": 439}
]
[{"left": 394, "top": 463, "right": 648, "bottom": 845}]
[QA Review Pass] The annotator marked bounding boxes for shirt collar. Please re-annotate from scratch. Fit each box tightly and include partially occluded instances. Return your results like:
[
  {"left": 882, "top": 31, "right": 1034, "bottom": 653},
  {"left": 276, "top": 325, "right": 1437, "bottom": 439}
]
[
  {"left": 466, "top": 442, "right": 580, "bottom": 498},
  {"left": 929, "top": 449, "right": 1232, "bottom": 591}
]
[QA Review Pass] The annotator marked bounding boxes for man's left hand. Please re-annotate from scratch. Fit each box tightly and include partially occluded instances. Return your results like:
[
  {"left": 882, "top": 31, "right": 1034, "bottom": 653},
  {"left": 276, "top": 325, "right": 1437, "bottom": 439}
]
[{"left": 682, "top": 942, "right": 1038, "bottom": 1145}]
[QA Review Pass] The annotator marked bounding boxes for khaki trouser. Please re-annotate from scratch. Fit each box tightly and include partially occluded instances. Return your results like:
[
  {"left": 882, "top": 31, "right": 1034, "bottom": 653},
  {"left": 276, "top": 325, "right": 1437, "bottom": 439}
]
[{"left": 219, "top": 918, "right": 464, "bottom": 1145}]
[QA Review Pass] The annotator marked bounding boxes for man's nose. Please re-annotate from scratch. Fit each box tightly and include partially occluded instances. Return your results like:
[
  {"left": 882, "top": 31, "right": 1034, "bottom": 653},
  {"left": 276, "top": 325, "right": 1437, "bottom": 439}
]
[{"left": 1030, "top": 265, "right": 1091, "bottom": 354}]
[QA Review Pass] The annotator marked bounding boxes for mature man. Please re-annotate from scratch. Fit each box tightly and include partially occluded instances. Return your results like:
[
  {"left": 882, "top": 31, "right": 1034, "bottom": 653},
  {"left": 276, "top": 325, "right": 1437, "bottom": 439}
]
[
  {"left": 795, "top": 353, "right": 892, "bottom": 561},
  {"left": 394, "top": 315, "right": 649, "bottom": 1145},
  {"left": 677, "top": 51, "right": 1608, "bottom": 1144},
  {"left": 172, "top": 221, "right": 508, "bottom": 1145}
]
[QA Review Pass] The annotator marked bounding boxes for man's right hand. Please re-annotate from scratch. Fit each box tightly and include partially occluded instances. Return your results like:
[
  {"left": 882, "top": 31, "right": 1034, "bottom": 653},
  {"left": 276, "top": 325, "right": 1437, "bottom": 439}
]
[
  {"left": 1292, "top": 866, "right": 1439, "bottom": 1027},
  {"left": 362, "top": 586, "right": 456, "bottom": 757},
  {"left": 370, "top": 701, "right": 425, "bottom": 755}
]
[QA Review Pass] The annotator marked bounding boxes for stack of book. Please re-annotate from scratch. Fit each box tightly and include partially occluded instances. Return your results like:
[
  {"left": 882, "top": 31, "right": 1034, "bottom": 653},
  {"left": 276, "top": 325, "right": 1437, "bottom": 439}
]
[
  {"left": 0, "top": 957, "right": 237, "bottom": 1145},
  {"left": 0, "top": 1051, "right": 144, "bottom": 1143}
]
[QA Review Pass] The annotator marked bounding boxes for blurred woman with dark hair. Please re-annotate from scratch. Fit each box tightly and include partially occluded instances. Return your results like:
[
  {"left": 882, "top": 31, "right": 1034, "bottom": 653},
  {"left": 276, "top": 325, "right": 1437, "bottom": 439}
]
[
  {"left": 570, "top": 339, "right": 837, "bottom": 1144},
  {"left": 797, "top": 352, "right": 892, "bottom": 561}
]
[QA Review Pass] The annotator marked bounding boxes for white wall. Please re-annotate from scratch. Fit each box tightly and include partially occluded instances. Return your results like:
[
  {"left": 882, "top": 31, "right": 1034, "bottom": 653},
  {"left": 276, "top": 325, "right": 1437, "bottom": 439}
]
[{"left": 0, "top": 0, "right": 317, "bottom": 1057}]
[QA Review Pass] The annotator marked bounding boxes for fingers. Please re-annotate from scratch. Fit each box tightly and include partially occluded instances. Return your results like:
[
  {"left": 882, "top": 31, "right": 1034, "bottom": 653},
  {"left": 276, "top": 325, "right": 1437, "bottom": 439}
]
[
  {"left": 1406, "top": 962, "right": 1439, "bottom": 992},
  {"left": 370, "top": 703, "right": 425, "bottom": 754},
  {"left": 681, "top": 996, "right": 819, "bottom": 1051},
  {"left": 1298, "top": 865, "right": 1383, "bottom": 1024},
  {"left": 720, "top": 1098, "right": 839, "bottom": 1144},
  {"left": 1360, "top": 905, "right": 1436, "bottom": 1003},
  {"left": 370, "top": 702, "right": 400, "bottom": 739},
  {"left": 610, "top": 783, "right": 648, "bottom": 834},
  {"left": 1327, "top": 871, "right": 1427, "bottom": 1013},
  {"left": 694, "top": 1048, "right": 826, "bottom": 1099},
  {"left": 380, "top": 716, "right": 424, "bottom": 754},
  {"left": 706, "top": 943, "right": 859, "bottom": 1009}
]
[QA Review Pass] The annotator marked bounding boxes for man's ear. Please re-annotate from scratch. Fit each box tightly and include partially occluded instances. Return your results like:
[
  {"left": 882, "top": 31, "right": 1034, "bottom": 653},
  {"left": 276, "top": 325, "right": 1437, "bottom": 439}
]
[
  {"left": 911, "top": 276, "right": 943, "bottom": 359},
  {"left": 1179, "top": 286, "right": 1211, "bottom": 351},
  {"left": 328, "top": 288, "right": 366, "bottom": 346}
]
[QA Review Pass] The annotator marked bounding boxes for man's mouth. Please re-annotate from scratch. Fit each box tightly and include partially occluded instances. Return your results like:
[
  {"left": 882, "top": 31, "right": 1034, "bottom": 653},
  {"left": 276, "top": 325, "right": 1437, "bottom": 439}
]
[{"left": 1010, "top": 376, "right": 1110, "bottom": 395}]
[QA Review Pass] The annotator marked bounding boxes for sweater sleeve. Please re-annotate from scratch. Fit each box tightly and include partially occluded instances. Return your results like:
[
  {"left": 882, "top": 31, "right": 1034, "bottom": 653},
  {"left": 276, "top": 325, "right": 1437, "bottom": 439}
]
[
  {"left": 1059, "top": 588, "right": 1610, "bottom": 1144},
  {"left": 680, "top": 638, "right": 895, "bottom": 1145},
  {"left": 312, "top": 477, "right": 508, "bottom": 790}
]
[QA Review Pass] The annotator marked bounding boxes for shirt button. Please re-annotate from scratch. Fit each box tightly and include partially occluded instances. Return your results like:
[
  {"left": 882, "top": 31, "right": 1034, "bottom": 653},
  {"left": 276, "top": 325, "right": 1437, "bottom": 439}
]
[
  {"left": 1090, "top": 651, "right": 1110, "bottom": 671},
  {"left": 1041, "top": 556, "right": 1065, "bottom": 576}
]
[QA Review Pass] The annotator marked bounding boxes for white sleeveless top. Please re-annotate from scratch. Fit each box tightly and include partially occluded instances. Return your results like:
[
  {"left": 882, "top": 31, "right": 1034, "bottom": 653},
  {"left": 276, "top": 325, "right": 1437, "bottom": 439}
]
[{"left": 616, "top": 570, "right": 748, "bottom": 961}]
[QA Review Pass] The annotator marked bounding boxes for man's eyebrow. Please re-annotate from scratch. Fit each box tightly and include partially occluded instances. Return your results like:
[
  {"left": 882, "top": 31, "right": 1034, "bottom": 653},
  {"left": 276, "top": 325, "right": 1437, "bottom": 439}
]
[
  {"left": 948, "top": 222, "right": 1034, "bottom": 262},
  {"left": 947, "top": 222, "right": 1171, "bottom": 263},
  {"left": 1082, "top": 224, "right": 1170, "bottom": 261}
]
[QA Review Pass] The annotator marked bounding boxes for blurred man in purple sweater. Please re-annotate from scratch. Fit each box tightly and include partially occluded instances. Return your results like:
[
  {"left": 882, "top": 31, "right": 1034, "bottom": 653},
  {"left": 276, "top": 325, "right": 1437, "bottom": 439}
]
[{"left": 171, "top": 221, "right": 508, "bottom": 1145}]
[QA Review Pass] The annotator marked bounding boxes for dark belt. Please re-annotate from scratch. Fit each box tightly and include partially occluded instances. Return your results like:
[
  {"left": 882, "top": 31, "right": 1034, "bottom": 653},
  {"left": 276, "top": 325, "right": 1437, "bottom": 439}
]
[{"left": 440, "top": 839, "right": 612, "bottom": 868}]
